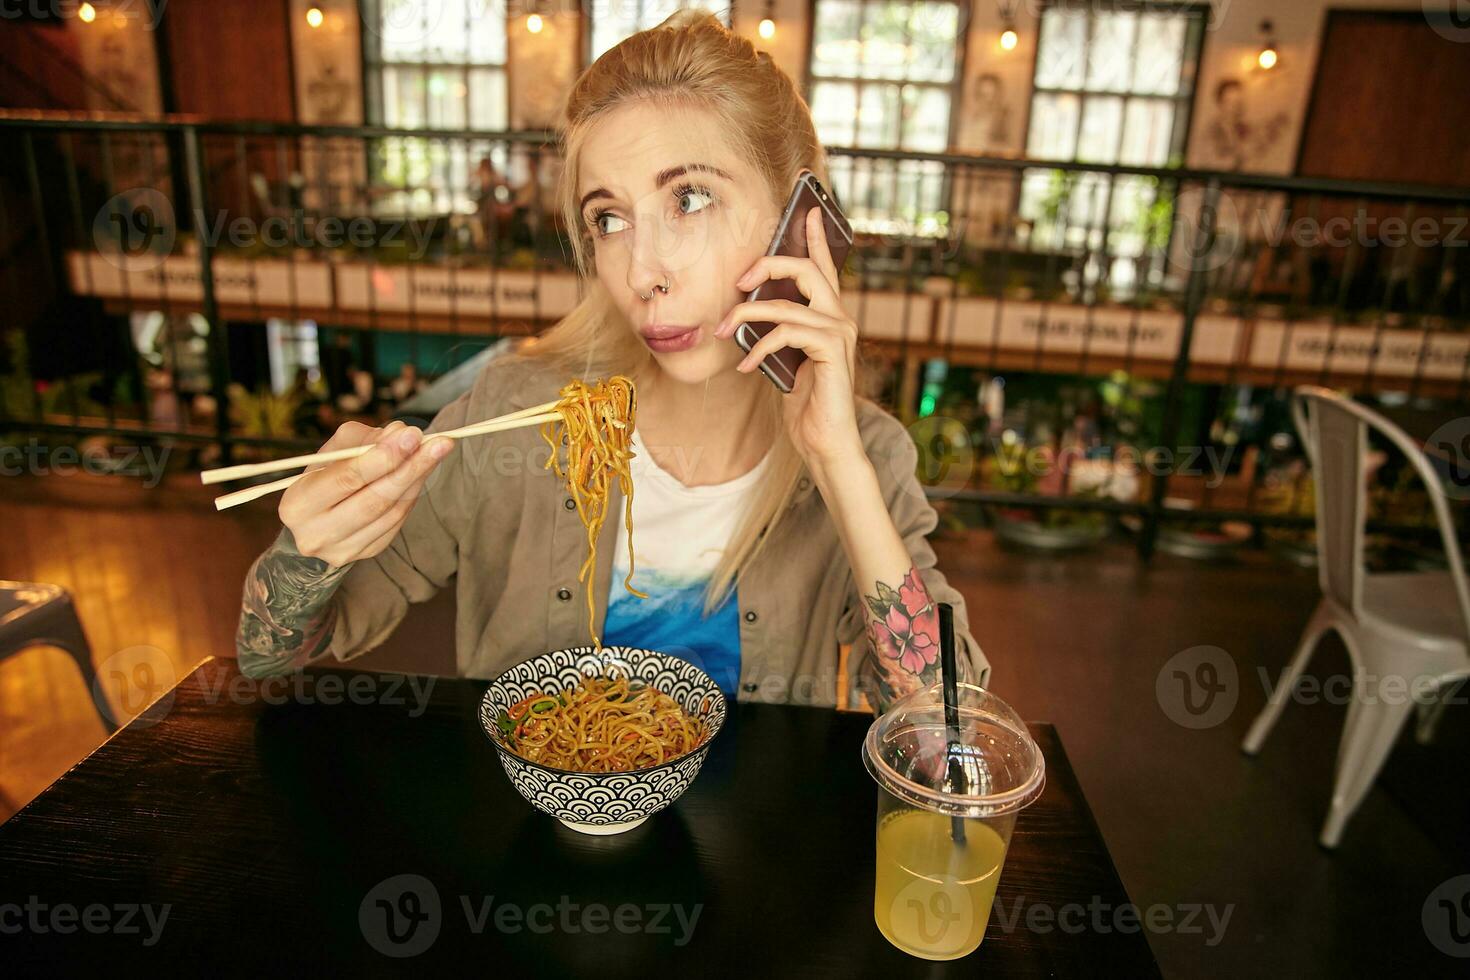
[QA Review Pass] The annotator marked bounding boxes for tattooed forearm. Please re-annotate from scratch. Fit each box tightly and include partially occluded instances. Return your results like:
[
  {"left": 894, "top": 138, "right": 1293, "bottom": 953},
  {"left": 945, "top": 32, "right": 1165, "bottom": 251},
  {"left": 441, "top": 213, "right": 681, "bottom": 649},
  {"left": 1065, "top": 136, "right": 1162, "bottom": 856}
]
[
  {"left": 862, "top": 564, "right": 942, "bottom": 713},
  {"left": 235, "top": 528, "right": 353, "bottom": 678}
]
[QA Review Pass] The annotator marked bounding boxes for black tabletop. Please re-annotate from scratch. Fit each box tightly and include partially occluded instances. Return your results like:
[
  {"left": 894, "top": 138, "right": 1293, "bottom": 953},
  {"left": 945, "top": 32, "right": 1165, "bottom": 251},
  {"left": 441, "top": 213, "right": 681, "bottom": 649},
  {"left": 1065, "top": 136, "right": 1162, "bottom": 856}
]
[{"left": 0, "top": 660, "right": 1158, "bottom": 977}]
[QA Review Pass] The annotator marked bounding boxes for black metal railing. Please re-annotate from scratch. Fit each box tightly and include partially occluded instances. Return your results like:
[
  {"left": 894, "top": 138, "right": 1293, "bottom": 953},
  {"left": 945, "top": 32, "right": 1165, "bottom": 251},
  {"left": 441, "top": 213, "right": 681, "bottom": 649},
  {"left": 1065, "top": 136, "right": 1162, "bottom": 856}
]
[{"left": 1, "top": 111, "right": 1466, "bottom": 561}]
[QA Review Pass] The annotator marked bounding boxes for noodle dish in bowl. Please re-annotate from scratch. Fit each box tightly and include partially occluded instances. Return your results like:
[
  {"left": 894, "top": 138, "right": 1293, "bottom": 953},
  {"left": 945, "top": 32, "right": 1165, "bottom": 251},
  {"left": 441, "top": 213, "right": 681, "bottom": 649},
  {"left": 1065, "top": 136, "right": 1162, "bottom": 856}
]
[{"left": 478, "top": 645, "right": 727, "bottom": 835}]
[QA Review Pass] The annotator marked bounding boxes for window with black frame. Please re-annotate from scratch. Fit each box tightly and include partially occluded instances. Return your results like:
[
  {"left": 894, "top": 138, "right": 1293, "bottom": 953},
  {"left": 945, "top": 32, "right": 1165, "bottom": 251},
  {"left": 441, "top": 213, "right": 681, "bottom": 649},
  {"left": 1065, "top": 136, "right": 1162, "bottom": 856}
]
[
  {"left": 1019, "top": 1, "right": 1206, "bottom": 297},
  {"left": 361, "top": 0, "right": 510, "bottom": 218},
  {"left": 806, "top": 0, "right": 966, "bottom": 238},
  {"left": 587, "top": 1, "right": 731, "bottom": 62}
]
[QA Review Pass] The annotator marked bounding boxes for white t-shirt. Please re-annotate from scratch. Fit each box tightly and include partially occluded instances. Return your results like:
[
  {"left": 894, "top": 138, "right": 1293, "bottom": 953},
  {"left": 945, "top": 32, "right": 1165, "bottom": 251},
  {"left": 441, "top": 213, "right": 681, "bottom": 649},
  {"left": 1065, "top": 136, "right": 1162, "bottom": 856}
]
[{"left": 601, "top": 426, "right": 771, "bottom": 695}]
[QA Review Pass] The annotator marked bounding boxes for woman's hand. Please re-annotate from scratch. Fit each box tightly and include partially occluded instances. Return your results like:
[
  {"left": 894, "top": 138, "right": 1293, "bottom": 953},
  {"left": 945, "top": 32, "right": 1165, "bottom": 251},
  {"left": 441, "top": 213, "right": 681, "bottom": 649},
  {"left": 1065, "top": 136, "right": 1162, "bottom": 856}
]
[
  {"left": 277, "top": 419, "right": 454, "bottom": 568},
  {"left": 713, "top": 205, "right": 865, "bottom": 469}
]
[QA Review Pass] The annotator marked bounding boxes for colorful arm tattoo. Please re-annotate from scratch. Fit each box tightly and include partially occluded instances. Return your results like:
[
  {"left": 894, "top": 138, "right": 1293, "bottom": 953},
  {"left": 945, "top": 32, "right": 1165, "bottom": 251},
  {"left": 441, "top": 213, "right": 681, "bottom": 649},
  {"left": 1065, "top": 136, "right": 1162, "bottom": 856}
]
[{"left": 862, "top": 564, "right": 942, "bottom": 713}]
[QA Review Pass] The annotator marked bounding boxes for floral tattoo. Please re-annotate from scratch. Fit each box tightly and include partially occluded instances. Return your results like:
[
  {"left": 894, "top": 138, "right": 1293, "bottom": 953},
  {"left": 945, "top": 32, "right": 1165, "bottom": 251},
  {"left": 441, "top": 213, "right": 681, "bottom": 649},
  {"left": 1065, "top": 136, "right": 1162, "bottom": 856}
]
[{"left": 863, "top": 565, "right": 941, "bottom": 709}]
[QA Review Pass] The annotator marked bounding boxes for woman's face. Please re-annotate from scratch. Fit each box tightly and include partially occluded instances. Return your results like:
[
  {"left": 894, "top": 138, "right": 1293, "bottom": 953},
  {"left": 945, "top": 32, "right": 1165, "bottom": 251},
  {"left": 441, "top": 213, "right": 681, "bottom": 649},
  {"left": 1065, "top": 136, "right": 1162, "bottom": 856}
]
[{"left": 577, "top": 102, "right": 783, "bottom": 385}]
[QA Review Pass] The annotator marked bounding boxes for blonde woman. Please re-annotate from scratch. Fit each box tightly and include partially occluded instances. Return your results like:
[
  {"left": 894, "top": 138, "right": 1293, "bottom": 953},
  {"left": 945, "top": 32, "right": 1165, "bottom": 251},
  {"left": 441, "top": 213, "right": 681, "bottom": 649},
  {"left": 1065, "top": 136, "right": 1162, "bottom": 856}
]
[{"left": 235, "top": 10, "right": 987, "bottom": 712}]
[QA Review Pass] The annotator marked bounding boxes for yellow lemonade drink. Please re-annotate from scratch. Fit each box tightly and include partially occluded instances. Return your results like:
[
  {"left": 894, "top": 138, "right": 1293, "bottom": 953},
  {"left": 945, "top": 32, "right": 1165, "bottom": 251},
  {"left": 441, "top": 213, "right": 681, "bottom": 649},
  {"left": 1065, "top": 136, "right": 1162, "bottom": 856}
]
[
  {"left": 862, "top": 682, "right": 1044, "bottom": 962},
  {"left": 874, "top": 808, "right": 1008, "bottom": 960}
]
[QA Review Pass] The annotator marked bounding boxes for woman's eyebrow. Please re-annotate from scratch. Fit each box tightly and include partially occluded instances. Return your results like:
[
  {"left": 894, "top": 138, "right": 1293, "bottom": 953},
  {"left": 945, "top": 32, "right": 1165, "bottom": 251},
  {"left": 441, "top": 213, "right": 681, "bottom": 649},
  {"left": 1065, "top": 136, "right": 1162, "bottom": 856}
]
[{"left": 579, "top": 163, "right": 734, "bottom": 213}]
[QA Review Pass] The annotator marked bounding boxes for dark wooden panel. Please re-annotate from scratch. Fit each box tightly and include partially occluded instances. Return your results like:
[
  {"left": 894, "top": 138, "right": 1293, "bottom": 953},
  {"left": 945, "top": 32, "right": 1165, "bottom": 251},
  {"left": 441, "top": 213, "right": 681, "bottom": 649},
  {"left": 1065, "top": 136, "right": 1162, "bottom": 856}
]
[
  {"left": 160, "top": 0, "right": 295, "bottom": 122},
  {"left": 0, "top": 21, "right": 89, "bottom": 111},
  {"left": 1298, "top": 11, "right": 1470, "bottom": 186}
]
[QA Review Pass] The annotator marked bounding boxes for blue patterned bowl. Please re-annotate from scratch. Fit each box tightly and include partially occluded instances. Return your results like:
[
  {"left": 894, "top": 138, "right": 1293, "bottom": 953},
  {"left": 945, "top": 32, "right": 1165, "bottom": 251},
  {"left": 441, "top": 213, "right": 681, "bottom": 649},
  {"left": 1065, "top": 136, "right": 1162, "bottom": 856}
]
[{"left": 478, "top": 645, "right": 727, "bottom": 835}]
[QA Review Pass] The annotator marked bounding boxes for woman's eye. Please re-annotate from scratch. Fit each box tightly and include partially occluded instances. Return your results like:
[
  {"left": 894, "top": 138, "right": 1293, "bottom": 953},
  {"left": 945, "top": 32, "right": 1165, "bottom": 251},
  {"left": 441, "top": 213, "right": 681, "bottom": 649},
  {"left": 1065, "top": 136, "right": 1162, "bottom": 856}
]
[
  {"left": 676, "top": 185, "right": 715, "bottom": 217},
  {"left": 592, "top": 212, "right": 628, "bottom": 237}
]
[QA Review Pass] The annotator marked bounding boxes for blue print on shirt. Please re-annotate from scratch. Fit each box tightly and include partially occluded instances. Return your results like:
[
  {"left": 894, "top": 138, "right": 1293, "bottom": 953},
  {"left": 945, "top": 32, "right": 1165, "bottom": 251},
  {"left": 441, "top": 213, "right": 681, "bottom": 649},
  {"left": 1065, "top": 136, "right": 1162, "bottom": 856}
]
[{"left": 602, "top": 569, "right": 741, "bottom": 696}]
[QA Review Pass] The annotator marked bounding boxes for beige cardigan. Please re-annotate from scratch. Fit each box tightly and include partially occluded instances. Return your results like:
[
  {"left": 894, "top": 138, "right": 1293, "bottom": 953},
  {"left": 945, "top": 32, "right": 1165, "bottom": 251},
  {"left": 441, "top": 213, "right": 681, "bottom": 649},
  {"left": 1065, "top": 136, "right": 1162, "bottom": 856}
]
[{"left": 326, "top": 356, "right": 989, "bottom": 708}]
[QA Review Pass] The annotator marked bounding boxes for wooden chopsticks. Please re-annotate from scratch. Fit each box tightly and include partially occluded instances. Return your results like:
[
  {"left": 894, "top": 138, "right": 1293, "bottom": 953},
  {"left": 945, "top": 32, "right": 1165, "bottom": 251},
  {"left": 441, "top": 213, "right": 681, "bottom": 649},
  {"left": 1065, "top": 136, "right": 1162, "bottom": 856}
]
[{"left": 203, "top": 398, "right": 562, "bottom": 511}]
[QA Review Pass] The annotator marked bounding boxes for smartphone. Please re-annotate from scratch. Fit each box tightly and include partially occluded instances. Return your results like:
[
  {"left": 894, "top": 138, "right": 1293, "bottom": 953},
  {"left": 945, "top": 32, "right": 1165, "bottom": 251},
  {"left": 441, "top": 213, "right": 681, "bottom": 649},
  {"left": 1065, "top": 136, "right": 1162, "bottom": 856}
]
[{"left": 733, "top": 171, "right": 855, "bottom": 393}]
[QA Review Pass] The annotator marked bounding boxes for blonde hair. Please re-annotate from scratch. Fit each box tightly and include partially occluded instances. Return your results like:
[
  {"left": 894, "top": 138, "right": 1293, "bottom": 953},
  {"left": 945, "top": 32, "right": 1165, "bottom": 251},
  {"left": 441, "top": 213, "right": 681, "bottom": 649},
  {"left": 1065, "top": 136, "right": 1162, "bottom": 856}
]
[{"left": 508, "top": 8, "right": 847, "bottom": 616}]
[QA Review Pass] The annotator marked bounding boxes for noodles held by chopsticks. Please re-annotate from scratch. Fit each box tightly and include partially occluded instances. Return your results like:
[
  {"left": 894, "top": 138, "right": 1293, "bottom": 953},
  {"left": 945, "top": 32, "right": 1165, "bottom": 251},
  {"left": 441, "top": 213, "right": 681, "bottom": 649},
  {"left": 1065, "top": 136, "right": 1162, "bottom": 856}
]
[
  {"left": 540, "top": 376, "right": 647, "bottom": 647},
  {"left": 495, "top": 675, "right": 710, "bottom": 772}
]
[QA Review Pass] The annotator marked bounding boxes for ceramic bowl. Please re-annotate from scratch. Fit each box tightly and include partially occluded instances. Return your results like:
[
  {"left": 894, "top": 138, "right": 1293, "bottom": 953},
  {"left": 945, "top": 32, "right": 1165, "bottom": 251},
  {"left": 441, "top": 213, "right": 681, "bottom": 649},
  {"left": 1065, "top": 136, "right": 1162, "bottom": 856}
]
[{"left": 478, "top": 645, "right": 726, "bottom": 835}]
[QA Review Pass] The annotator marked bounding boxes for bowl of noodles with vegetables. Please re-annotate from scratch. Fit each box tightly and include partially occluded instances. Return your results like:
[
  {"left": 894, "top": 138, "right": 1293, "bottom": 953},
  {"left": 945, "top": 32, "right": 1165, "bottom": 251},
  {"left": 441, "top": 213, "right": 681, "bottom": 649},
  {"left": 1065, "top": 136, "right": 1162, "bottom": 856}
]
[{"left": 478, "top": 645, "right": 727, "bottom": 835}]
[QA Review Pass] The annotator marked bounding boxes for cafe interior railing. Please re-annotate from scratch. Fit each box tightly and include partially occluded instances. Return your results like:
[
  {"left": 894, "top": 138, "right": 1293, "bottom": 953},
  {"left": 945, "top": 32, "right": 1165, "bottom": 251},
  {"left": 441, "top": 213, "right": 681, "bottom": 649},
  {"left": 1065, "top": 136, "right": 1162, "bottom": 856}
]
[{"left": 1, "top": 111, "right": 1466, "bottom": 561}]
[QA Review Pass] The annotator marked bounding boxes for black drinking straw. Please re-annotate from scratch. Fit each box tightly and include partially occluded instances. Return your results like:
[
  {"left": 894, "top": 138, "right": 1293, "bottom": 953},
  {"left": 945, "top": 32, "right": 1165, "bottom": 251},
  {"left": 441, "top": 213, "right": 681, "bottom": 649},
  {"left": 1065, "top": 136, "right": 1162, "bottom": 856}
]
[{"left": 938, "top": 602, "right": 967, "bottom": 845}]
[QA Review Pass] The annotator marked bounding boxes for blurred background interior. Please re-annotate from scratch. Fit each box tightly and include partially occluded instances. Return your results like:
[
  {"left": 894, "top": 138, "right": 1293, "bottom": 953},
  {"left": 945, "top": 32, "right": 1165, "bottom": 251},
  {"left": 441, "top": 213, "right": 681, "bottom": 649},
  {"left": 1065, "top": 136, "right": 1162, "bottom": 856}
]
[{"left": 1, "top": 1, "right": 1468, "bottom": 976}]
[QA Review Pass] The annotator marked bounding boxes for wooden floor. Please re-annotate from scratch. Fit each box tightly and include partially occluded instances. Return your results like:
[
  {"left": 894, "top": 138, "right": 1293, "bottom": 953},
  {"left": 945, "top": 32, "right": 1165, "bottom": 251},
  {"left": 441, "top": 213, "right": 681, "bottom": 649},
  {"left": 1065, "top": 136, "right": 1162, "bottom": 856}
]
[
  {"left": 1, "top": 469, "right": 1464, "bottom": 977},
  {"left": 1, "top": 471, "right": 281, "bottom": 817}
]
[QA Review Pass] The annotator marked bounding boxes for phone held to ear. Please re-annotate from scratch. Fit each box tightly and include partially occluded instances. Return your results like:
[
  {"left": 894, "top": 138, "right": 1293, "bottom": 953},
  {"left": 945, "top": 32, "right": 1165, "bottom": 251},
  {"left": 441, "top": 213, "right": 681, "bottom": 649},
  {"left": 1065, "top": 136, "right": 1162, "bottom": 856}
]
[{"left": 733, "top": 171, "right": 855, "bottom": 393}]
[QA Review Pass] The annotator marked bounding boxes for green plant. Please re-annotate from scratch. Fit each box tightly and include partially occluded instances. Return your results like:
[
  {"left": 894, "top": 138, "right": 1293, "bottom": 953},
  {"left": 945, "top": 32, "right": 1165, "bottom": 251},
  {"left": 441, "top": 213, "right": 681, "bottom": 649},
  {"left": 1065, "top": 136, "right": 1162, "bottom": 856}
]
[
  {"left": 3, "top": 331, "right": 111, "bottom": 420},
  {"left": 40, "top": 374, "right": 107, "bottom": 417},
  {"left": 1, "top": 329, "right": 32, "bottom": 419},
  {"left": 955, "top": 265, "right": 992, "bottom": 297},
  {"left": 1098, "top": 370, "right": 1156, "bottom": 446},
  {"left": 229, "top": 385, "right": 305, "bottom": 442},
  {"left": 505, "top": 247, "right": 540, "bottom": 270},
  {"left": 1036, "top": 169, "right": 1078, "bottom": 233},
  {"left": 1133, "top": 181, "right": 1175, "bottom": 255},
  {"left": 1259, "top": 469, "right": 1316, "bottom": 546},
  {"left": 982, "top": 439, "right": 1037, "bottom": 495},
  {"left": 1004, "top": 269, "right": 1033, "bottom": 298}
]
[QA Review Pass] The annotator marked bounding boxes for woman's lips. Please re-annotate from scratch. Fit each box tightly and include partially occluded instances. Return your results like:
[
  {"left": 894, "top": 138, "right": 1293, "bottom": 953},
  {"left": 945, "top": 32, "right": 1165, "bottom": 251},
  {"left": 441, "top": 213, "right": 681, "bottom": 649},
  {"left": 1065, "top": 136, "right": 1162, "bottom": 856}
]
[{"left": 642, "top": 327, "right": 700, "bottom": 353}]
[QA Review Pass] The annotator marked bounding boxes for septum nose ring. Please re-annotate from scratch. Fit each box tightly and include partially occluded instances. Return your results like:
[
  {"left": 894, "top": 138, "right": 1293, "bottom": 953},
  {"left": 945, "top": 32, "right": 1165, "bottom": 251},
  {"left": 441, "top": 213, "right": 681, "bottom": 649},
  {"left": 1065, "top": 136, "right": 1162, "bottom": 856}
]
[{"left": 639, "top": 276, "right": 671, "bottom": 301}]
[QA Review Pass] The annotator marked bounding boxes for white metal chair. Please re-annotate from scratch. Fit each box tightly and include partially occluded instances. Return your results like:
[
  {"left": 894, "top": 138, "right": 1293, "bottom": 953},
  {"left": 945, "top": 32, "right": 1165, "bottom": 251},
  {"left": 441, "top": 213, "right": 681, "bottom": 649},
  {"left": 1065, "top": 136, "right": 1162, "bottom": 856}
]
[{"left": 1241, "top": 386, "right": 1470, "bottom": 848}]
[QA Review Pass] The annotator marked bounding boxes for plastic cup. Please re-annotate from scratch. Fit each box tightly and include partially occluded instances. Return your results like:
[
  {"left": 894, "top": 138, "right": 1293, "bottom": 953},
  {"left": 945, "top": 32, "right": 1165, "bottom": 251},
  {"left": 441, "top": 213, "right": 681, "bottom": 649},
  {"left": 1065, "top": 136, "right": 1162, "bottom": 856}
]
[{"left": 861, "top": 681, "right": 1045, "bottom": 961}]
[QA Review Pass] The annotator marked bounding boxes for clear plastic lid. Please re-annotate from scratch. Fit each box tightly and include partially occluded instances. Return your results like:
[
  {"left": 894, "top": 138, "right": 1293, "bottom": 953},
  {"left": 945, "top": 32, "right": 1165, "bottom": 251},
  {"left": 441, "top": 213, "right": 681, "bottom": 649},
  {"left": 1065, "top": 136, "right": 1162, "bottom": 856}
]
[{"left": 861, "top": 681, "right": 1045, "bottom": 819}]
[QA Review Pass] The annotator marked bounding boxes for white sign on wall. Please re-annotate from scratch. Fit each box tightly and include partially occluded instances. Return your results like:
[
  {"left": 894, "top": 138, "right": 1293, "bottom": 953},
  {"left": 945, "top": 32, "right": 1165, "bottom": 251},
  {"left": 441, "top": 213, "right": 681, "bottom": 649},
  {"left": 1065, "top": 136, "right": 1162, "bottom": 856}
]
[
  {"left": 67, "top": 252, "right": 332, "bottom": 309},
  {"left": 334, "top": 264, "right": 582, "bottom": 320},
  {"left": 852, "top": 293, "right": 934, "bottom": 341},
  {"left": 1249, "top": 322, "right": 1470, "bottom": 380},
  {"left": 933, "top": 297, "right": 1241, "bottom": 364}
]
